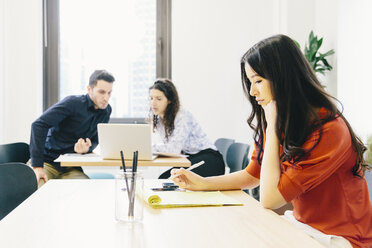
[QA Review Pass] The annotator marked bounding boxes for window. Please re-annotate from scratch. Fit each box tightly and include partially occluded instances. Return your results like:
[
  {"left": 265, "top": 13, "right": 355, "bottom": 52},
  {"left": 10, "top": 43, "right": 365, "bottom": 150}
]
[{"left": 43, "top": 0, "right": 171, "bottom": 119}]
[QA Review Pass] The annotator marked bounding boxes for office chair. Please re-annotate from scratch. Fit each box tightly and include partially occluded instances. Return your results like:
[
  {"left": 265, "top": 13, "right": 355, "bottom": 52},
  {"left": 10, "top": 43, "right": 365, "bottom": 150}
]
[
  {"left": 214, "top": 138, "right": 235, "bottom": 166},
  {"left": 0, "top": 142, "right": 114, "bottom": 180},
  {"left": 86, "top": 172, "right": 115, "bottom": 179},
  {"left": 225, "top": 142, "right": 250, "bottom": 173},
  {"left": 0, "top": 162, "right": 38, "bottom": 220},
  {"left": 225, "top": 142, "right": 260, "bottom": 199},
  {"left": 0, "top": 142, "right": 30, "bottom": 164},
  {"left": 365, "top": 169, "right": 372, "bottom": 201}
]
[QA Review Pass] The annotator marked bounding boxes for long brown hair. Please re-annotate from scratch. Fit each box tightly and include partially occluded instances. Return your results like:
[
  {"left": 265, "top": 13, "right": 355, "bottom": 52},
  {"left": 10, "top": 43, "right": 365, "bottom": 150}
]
[
  {"left": 149, "top": 79, "right": 180, "bottom": 141},
  {"left": 240, "top": 34, "right": 370, "bottom": 176}
]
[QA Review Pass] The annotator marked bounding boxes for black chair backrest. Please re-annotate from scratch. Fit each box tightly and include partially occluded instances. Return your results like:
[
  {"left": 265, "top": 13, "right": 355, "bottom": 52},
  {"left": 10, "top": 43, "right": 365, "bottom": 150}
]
[
  {"left": 226, "top": 142, "right": 250, "bottom": 173},
  {"left": 0, "top": 142, "right": 30, "bottom": 164},
  {"left": 214, "top": 138, "right": 235, "bottom": 165},
  {"left": 365, "top": 169, "right": 372, "bottom": 201},
  {"left": 0, "top": 162, "right": 37, "bottom": 220}
]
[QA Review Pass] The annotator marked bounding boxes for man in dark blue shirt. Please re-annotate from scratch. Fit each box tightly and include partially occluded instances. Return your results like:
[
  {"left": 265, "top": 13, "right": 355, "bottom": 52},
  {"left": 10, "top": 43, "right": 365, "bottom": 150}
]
[{"left": 30, "top": 70, "right": 115, "bottom": 186}]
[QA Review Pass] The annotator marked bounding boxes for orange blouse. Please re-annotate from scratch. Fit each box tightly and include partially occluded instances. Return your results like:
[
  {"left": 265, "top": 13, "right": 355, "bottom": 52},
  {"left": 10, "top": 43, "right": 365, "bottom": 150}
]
[{"left": 245, "top": 109, "right": 372, "bottom": 248}]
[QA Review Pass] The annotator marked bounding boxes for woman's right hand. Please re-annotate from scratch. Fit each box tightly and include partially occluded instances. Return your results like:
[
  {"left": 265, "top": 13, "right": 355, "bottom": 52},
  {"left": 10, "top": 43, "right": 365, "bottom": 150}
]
[{"left": 170, "top": 168, "right": 207, "bottom": 191}]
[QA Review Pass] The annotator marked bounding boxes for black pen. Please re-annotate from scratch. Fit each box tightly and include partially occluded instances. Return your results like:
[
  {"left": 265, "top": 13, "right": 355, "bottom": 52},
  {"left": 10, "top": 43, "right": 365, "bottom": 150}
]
[
  {"left": 120, "top": 150, "right": 131, "bottom": 208},
  {"left": 120, "top": 150, "right": 127, "bottom": 173},
  {"left": 129, "top": 150, "right": 138, "bottom": 217},
  {"left": 132, "top": 150, "right": 138, "bottom": 173},
  {"left": 151, "top": 188, "right": 178, "bottom": 191}
]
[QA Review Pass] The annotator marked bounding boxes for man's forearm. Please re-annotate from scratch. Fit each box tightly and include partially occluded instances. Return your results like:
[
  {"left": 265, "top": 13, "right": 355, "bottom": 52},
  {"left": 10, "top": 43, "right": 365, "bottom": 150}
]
[{"left": 30, "top": 120, "right": 49, "bottom": 167}]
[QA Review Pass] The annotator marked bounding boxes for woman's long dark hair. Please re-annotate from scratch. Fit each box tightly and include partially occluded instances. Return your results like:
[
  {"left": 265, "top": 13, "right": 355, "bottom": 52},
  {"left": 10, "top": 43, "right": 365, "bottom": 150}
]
[
  {"left": 149, "top": 79, "right": 180, "bottom": 141},
  {"left": 240, "top": 34, "right": 369, "bottom": 176}
]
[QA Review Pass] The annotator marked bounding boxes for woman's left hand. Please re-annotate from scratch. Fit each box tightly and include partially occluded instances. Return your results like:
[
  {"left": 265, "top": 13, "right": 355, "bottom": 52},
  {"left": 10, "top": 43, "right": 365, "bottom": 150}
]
[{"left": 262, "top": 100, "right": 277, "bottom": 129}]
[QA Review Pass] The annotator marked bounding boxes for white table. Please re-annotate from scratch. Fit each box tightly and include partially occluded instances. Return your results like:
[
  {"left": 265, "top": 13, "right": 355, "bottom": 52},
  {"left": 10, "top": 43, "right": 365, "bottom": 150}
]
[
  {"left": 55, "top": 153, "right": 191, "bottom": 167},
  {"left": 0, "top": 180, "right": 324, "bottom": 248}
]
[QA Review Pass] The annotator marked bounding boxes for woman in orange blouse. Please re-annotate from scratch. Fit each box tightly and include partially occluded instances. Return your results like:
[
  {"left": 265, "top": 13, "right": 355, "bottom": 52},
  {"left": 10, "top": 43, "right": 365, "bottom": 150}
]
[{"left": 170, "top": 34, "right": 372, "bottom": 248}]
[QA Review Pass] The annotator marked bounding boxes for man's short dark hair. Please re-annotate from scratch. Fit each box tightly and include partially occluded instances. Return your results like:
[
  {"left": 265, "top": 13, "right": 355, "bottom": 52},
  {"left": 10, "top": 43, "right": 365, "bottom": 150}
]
[{"left": 89, "top": 70, "right": 115, "bottom": 87}]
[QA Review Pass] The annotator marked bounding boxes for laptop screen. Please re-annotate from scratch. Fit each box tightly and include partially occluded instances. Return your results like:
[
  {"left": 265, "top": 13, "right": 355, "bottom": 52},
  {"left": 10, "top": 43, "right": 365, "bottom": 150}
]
[{"left": 97, "top": 123, "right": 155, "bottom": 160}]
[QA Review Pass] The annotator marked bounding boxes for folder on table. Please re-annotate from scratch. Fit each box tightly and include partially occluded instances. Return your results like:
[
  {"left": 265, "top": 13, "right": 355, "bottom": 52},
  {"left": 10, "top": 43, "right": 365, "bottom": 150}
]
[{"left": 141, "top": 183, "right": 243, "bottom": 209}]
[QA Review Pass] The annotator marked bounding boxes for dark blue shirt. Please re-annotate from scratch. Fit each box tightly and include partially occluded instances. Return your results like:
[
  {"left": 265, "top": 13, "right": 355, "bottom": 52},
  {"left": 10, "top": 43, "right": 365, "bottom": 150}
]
[{"left": 30, "top": 94, "right": 111, "bottom": 170}]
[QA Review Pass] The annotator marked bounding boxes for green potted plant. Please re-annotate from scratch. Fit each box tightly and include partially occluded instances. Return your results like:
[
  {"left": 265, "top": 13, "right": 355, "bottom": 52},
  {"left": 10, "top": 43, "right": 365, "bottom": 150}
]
[
  {"left": 294, "top": 31, "right": 335, "bottom": 75},
  {"left": 304, "top": 31, "right": 335, "bottom": 75}
]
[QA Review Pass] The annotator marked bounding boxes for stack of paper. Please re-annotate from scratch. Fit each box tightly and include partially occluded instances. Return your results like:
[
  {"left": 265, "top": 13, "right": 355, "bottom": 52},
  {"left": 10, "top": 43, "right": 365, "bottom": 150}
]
[{"left": 141, "top": 182, "right": 243, "bottom": 208}]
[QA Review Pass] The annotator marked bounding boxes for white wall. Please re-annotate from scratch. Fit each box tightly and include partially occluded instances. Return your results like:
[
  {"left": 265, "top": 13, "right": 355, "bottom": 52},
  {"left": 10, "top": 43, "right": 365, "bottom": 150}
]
[
  {"left": 314, "top": 0, "right": 338, "bottom": 96},
  {"left": 0, "top": 0, "right": 43, "bottom": 144},
  {"left": 172, "top": 0, "right": 338, "bottom": 144},
  {"left": 172, "top": 0, "right": 276, "bottom": 143},
  {"left": 338, "top": 0, "right": 372, "bottom": 141}
]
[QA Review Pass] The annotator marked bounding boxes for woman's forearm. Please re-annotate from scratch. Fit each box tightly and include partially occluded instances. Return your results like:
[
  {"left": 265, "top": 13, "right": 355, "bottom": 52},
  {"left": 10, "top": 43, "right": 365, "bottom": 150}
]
[
  {"left": 203, "top": 170, "right": 260, "bottom": 191},
  {"left": 259, "top": 127, "right": 286, "bottom": 209}
]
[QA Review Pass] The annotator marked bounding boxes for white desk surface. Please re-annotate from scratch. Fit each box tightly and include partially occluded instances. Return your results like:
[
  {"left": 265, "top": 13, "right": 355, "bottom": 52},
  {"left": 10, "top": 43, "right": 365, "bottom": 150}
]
[
  {"left": 55, "top": 153, "right": 191, "bottom": 167},
  {"left": 0, "top": 180, "right": 324, "bottom": 248}
]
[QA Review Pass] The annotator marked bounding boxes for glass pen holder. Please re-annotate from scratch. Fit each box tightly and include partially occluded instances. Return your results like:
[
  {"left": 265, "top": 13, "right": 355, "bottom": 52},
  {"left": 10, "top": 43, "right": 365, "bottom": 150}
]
[{"left": 115, "top": 171, "right": 144, "bottom": 223}]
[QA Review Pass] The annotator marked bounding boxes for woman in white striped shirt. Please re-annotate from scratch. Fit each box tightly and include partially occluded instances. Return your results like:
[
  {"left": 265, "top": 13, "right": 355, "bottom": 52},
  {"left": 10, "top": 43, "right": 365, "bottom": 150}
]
[{"left": 149, "top": 79, "right": 225, "bottom": 179}]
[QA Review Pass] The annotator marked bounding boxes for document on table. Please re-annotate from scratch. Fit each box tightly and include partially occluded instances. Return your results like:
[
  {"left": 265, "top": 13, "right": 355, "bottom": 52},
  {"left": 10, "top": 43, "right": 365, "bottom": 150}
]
[
  {"left": 141, "top": 181, "right": 243, "bottom": 209},
  {"left": 54, "top": 153, "right": 102, "bottom": 162}
]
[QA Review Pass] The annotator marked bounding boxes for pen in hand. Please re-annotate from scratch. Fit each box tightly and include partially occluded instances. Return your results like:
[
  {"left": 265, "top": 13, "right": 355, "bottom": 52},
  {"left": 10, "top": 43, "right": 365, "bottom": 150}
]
[{"left": 168, "top": 160, "right": 205, "bottom": 180}]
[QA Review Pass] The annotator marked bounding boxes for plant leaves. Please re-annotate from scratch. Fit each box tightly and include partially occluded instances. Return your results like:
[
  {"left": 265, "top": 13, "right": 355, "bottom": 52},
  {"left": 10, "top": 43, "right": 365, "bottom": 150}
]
[
  {"left": 317, "top": 38, "right": 323, "bottom": 49},
  {"left": 309, "top": 31, "right": 314, "bottom": 42},
  {"left": 322, "top": 49, "right": 335, "bottom": 57},
  {"left": 303, "top": 31, "right": 334, "bottom": 74}
]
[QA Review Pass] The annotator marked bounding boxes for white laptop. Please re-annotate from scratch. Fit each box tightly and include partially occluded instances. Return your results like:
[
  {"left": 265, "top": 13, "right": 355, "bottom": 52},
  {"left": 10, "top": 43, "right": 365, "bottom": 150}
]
[{"left": 97, "top": 123, "right": 156, "bottom": 160}]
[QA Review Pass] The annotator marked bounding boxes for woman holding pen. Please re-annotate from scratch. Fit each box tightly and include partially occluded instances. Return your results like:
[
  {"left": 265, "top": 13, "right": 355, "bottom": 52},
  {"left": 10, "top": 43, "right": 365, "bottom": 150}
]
[
  {"left": 149, "top": 79, "right": 225, "bottom": 179},
  {"left": 170, "top": 35, "right": 372, "bottom": 248}
]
